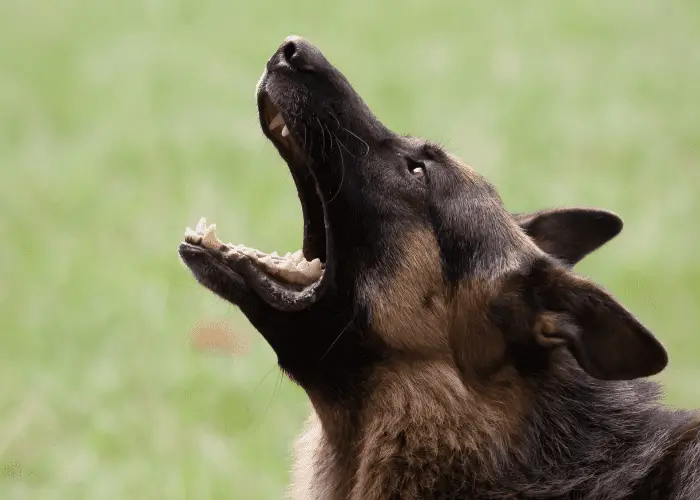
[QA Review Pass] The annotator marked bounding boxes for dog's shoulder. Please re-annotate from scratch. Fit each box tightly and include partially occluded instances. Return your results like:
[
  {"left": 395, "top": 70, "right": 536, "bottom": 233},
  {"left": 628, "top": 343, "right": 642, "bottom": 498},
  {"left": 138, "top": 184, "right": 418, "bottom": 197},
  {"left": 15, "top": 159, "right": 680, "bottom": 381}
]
[{"left": 666, "top": 411, "right": 700, "bottom": 500}]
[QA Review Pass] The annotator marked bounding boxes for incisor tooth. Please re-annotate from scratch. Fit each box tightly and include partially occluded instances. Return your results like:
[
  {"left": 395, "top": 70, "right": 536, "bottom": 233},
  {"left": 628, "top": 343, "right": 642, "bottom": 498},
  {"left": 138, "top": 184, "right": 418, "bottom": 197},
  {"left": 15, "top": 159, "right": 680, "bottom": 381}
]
[
  {"left": 270, "top": 251, "right": 279, "bottom": 258},
  {"left": 281, "top": 125, "right": 290, "bottom": 137},
  {"left": 269, "top": 113, "right": 285, "bottom": 130}
]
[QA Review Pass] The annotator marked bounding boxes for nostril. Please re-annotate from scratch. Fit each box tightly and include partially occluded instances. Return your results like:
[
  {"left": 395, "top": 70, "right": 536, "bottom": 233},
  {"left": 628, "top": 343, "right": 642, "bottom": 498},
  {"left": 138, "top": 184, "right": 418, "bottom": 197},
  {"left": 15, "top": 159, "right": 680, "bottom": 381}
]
[{"left": 282, "top": 41, "right": 297, "bottom": 65}]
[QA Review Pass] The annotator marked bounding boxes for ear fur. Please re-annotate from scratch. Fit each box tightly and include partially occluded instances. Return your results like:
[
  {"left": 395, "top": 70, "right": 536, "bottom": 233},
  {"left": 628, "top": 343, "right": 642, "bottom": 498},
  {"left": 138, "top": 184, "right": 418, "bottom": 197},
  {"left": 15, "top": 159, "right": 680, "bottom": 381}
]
[
  {"left": 529, "top": 260, "right": 668, "bottom": 381},
  {"left": 513, "top": 207, "right": 623, "bottom": 267}
]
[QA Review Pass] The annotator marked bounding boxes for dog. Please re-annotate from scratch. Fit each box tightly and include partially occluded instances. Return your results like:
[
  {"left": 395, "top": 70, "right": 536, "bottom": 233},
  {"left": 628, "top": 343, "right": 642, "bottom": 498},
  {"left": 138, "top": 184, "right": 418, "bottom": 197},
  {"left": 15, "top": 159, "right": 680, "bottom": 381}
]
[{"left": 178, "top": 36, "right": 698, "bottom": 500}]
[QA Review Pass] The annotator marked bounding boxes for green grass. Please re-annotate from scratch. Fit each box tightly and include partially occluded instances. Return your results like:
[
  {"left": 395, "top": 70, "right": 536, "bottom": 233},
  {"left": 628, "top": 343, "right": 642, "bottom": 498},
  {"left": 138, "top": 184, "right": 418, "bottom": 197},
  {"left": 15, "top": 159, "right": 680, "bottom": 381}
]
[{"left": 1, "top": 0, "right": 699, "bottom": 498}]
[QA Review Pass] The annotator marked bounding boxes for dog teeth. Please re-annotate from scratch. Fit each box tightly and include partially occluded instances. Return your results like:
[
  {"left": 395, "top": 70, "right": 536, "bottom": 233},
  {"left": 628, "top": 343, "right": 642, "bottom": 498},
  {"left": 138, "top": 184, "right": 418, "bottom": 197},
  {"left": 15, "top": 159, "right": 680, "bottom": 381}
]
[
  {"left": 202, "top": 223, "right": 223, "bottom": 249},
  {"left": 269, "top": 112, "right": 285, "bottom": 131},
  {"left": 281, "top": 125, "right": 290, "bottom": 137},
  {"left": 292, "top": 250, "right": 305, "bottom": 264},
  {"left": 183, "top": 215, "right": 323, "bottom": 285},
  {"left": 296, "top": 258, "right": 322, "bottom": 276},
  {"left": 218, "top": 245, "right": 324, "bottom": 286}
]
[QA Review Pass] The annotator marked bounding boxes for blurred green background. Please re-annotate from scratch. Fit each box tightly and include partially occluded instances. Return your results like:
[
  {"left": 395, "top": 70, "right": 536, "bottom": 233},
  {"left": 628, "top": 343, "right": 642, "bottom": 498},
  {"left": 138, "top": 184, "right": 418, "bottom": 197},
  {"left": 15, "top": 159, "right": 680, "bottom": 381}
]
[{"left": 1, "top": 0, "right": 698, "bottom": 498}]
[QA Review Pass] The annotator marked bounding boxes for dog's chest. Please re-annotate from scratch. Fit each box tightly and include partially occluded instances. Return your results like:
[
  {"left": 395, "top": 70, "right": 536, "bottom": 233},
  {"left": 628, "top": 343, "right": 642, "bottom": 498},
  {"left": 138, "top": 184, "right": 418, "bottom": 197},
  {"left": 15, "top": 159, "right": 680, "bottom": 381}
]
[
  {"left": 288, "top": 411, "right": 350, "bottom": 500},
  {"left": 287, "top": 409, "right": 482, "bottom": 500}
]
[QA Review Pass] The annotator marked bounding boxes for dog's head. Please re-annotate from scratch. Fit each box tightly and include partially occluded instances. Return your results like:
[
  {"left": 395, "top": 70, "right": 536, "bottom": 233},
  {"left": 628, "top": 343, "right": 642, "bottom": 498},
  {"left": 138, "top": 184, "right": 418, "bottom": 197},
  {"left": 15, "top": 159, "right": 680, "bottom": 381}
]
[{"left": 179, "top": 36, "right": 666, "bottom": 396}]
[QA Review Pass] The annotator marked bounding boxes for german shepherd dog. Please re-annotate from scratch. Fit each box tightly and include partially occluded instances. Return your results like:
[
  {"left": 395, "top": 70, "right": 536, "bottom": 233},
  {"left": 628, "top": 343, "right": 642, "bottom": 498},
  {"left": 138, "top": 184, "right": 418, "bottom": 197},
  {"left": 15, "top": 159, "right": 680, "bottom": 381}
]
[{"left": 178, "top": 37, "right": 699, "bottom": 500}]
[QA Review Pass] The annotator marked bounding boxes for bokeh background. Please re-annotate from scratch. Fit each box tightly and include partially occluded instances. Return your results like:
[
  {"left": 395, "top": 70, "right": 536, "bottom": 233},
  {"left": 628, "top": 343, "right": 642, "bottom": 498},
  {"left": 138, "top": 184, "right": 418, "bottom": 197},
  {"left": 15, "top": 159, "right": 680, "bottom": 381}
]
[{"left": 2, "top": 1, "right": 699, "bottom": 498}]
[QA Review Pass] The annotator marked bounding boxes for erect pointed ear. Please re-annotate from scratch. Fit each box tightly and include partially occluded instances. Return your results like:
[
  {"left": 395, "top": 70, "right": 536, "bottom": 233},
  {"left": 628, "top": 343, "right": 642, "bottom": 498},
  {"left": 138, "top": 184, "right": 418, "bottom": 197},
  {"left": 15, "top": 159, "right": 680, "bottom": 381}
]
[
  {"left": 528, "top": 260, "right": 668, "bottom": 380},
  {"left": 513, "top": 207, "right": 623, "bottom": 267}
]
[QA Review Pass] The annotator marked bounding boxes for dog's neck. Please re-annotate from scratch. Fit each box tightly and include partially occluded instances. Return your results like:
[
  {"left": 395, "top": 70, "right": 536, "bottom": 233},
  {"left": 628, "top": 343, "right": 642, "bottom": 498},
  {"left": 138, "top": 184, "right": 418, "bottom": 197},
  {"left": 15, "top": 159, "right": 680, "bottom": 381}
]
[{"left": 297, "top": 358, "right": 698, "bottom": 500}]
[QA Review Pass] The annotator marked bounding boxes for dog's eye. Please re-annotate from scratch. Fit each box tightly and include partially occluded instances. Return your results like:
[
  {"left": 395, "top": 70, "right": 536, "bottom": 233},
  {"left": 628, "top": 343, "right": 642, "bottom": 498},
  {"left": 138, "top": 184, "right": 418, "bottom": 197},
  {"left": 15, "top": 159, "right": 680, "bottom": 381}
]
[{"left": 407, "top": 158, "right": 426, "bottom": 182}]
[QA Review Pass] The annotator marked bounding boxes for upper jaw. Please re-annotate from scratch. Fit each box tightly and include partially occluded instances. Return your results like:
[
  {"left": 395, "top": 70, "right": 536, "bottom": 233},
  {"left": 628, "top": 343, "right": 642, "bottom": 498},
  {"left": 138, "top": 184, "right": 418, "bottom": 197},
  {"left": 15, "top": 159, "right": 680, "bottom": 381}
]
[{"left": 181, "top": 39, "right": 378, "bottom": 312}]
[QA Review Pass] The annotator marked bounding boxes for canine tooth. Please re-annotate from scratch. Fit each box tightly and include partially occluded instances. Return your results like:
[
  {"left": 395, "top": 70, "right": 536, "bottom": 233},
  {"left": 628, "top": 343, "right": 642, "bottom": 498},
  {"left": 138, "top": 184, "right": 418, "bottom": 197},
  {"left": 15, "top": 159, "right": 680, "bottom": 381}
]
[
  {"left": 269, "top": 112, "right": 285, "bottom": 130},
  {"left": 271, "top": 251, "right": 279, "bottom": 258},
  {"left": 202, "top": 224, "right": 222, "bottom": 248},
  {"left": 283, "top": 252, "right": 292, "bottom": 260},
  {"left": 195, "top": 217, "right": 207, "bottom": 234},
  {"left": 281, "top": 125, "right": 290, "bottom": 137},
  {"left": 292, "top": 250, "right": 305, "bottom": 263}
]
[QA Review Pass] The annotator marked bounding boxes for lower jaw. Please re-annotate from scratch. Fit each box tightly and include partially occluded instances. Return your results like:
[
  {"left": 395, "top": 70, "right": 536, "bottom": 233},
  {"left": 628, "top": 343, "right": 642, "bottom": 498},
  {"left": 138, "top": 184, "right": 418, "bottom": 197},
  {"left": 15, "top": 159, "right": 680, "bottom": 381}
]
[{"left": 183, "top": 217, "right": 330, "bottom": 312}]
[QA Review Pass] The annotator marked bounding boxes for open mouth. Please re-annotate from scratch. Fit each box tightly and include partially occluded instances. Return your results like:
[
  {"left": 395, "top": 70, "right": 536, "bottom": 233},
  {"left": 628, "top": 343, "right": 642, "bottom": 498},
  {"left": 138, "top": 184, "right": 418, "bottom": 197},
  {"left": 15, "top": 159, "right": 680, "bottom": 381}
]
[
  {"left": 258, "top": 92, "right": 328, "bottom": 265},
  {"left": 180, "top": 85, "right": 331, "bottom": 311}
]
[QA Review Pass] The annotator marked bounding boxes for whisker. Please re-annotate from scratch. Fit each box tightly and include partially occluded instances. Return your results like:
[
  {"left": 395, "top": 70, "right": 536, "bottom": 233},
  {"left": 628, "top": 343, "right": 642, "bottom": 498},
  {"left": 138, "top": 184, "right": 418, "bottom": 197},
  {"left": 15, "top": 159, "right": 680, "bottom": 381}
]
[
  {"left": 333, "top": 130, "right": 358, "bottom": 158},
  {"left": 328, "top": 129, "right": 346, "bottom": 204},
  {"left": 325, "top": 122, "right": 336, "bottom": 158},
  {"left": 330, "top": 112, "right": 341, "bottom": 131},
  {"left": 317, "top": 313, "right": 357, "bottom": 364},
  {"left": 343, "top": 127, "right": 370, "bottom": 157},
  {"left": 316, "top": 117, "right": 327, "bottom": 159}
]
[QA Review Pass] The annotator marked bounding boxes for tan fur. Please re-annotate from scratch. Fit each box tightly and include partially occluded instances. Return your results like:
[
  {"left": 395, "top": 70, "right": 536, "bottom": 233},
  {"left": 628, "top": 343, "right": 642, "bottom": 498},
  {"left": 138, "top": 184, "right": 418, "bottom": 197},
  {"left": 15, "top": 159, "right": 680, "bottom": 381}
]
[
  {"left": 351, "top": 361, "right": 529, "bottom": 499},
  {"left": 359, "top": 228, "right": 449, "bottom": 353},
  {"left": 290, "top": 357, "right": 531, "bottom": 500},
  {"left": 290, "top": 252, "right": 533, "bottom": 499}
]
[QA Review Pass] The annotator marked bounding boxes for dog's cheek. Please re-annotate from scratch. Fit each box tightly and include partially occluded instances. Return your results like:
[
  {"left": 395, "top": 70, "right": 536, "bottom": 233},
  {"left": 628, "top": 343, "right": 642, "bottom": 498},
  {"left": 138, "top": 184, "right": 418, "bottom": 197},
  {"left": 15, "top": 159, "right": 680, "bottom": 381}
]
[{"left": 361, "top": 229, "right": 450, "bottom": 354}]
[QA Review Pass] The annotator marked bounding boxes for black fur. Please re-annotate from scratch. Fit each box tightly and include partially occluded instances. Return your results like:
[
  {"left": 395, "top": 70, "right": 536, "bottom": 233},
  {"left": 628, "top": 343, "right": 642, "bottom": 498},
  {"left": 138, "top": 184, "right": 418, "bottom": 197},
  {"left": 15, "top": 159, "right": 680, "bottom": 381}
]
[{"left": 178, "top": 36, "right": 697, "bottom": 500}]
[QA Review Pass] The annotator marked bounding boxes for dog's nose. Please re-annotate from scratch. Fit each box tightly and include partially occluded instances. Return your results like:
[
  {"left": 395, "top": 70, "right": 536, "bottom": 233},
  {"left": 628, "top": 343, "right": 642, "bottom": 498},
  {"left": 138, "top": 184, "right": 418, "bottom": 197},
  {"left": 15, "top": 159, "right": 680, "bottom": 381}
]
[{"left": 279, "top": 35, "right": 322, "bottom": 71}]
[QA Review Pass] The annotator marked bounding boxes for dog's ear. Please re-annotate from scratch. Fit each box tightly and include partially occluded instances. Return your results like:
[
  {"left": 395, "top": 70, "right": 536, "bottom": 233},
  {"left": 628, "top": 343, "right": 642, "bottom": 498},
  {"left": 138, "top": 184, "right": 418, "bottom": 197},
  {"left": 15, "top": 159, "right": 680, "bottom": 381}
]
[
  {"left": 529, "top": 260, "right": 667, "bottom": 381},
  {"left": 513, "top": 208, "right": 623, "bottom": 267}
]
